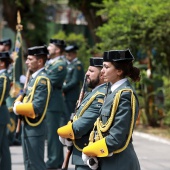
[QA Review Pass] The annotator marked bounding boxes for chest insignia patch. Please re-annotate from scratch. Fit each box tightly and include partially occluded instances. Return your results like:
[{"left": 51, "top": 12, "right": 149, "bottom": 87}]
[
  {"left": 58, "top": 66, "right": 63, "bottom": 71},
  {"left": 77, "top": 66, "right": 81, "bottom": 70},
  {"left": 98, "top": 99, "right": 104, "bottom": 104},
  {"left": 40, "top": 80, "right": 47, "bottom": 85}
]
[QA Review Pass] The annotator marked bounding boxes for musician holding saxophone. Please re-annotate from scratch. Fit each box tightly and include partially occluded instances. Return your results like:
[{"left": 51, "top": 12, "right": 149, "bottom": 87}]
[
  {"left": 58, "top": 57, "right": 108, "bottom": 170},
  {"left": 13, "top": 46, "right": 51, "bottom": 170}
]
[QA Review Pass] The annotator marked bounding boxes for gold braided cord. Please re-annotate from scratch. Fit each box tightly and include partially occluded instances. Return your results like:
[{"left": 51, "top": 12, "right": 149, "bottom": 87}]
[
  {"left": 24, "top": 76, "right": 51, "bottom": 127},
  {"left": 89, "top": 89, "right": 136, "bottom": 154},
  {"left": 73, "top": 91, "right": 105, "bottom": 151},
  {"left": 73, "top": 140, "right": 83, "bottom": 151},
  {"left": 73, "top": 91, "right": 105, "bottom": 122},
  {"left": 114, "top": 89, "right": 135, "bottom": 154},
  {"left": 0, "top": 76, "right": 7, "bottom": 106}
]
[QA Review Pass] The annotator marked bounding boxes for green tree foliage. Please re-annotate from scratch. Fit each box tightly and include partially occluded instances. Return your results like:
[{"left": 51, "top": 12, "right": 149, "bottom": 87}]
[
  {"left": 96, "top": 0, "right": 170, "bottom": 75},
  {"left": 95, "top": 0, "right": 170, "bottom": 126},
  {"left": 68, "top": 0, "right": 104, "bottom": 43},
  {"left": 2, "top": 0, "right": 48, "bottom": 47}
]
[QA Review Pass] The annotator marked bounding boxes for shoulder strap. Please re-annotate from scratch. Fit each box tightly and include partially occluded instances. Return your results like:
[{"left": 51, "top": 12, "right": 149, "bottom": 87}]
[
  {"left": 73, "top": 91, "right": 105, "bottom": 121},
  {"left": 0, "top": 76, "right": 7, "bottom": 106},
  {"left": 24, "top": 76, "right": 51, "bottom": 127}
]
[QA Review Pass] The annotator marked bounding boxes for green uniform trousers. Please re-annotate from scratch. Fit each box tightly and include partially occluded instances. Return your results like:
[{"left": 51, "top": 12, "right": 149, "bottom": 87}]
[
  {"left": 22, "top": 133, "right": 46, "bottom": 170},
  {"left": 0, "top": 125, "right": 11, "bottom": 170},
  {"left": 46, "top": 111, "right": 64, "bottom": 168}
]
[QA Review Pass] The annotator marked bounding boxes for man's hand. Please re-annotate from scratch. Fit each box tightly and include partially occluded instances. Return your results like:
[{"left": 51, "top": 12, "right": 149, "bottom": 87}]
[
  {"left": 87, "top": 157, "right": 98, "bottom": 170},
  {"left": 82, "top": 152, "right": 90, "bottom": 165},
  {"left": 59, "top": 136, "right": 73, "bottom": 146},
  {"left": 82, "top": 153, "right": 98, "bottom": 170},
  {"left": 13, "top": 101, "right": 22, "bottom": 115}
]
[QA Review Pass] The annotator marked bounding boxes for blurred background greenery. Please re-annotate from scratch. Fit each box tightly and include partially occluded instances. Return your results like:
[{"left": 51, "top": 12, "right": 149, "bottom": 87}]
[{"left": 1, "top": 0, "right": 170, "bottom": 128}]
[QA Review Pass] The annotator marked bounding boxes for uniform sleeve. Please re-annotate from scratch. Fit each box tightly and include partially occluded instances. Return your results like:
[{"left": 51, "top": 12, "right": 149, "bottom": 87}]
[
  {"left": 47, "top": 63, "right": 67, "bottom": 88},
  {"left": 72, "top": 94, "right": 104, "bottom": 138},
  {"left": 0, "top": 77, "right": 4, "bottom": 98},
  {"left": 32, "top": 77, "right": 51, "bottom": 115},
  {"left": 105, "top": 91, "right": 135, "bottom": 153},
  {"left": 63, "top": 63, "right": 84, "bottom": 92},
  {"left": 0, "top": 76, "right": 9, "bottom": 104}
]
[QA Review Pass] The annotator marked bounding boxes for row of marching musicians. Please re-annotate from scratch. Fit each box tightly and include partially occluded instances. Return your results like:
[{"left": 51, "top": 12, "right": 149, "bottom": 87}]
[{"left": 0, "top": 38, "right": 141, "bottom": 170}]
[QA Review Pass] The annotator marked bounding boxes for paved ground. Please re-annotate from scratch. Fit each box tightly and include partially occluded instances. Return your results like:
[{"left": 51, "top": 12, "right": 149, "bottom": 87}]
[
  {"left": 11, "top": 131, "right": 170, "bottom": 170},
  {"left": 11, "top": 143, "right": 75, "bottom": 170}
]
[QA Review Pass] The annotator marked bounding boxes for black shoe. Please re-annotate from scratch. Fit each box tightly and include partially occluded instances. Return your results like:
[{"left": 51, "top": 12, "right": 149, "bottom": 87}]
[{"left": 13, "top": 139, "right": 21, "bottom": 146}]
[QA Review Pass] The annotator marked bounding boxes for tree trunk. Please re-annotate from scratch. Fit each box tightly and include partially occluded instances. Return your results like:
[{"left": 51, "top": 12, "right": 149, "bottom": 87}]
[
  {"left": 2, "top": 0, "right": 17, "bottom": 31},
  {"left": 145, "top": 50, "right": 159, "bottom": 127},
  {"left": 80, "top": 7, "right": 103, "bottom": 44}
]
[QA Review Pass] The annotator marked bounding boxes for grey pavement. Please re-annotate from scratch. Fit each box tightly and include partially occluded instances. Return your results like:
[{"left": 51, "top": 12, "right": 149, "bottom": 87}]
[
  {"left": 10, "top": 131, "right": 170, "bottom": 170},
  {"left": 10, "top": 142, "right": 75, "bottom": 170},
  {"left": 133, "top": 131, "right": 170, "bottom": 170}
]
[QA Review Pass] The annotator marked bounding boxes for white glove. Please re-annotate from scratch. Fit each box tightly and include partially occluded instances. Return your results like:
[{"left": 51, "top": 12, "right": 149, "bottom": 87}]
[
  {"left": 13, "top": 101, "right": 22, "bottom": 115},
  {"left": 65, "top": 138, "right": 73, "bottom": 146},
  {"left": 82, "top": 153, "right": 90, "bottom": 165},
  {"left": 20, "top": 75, "right": 26, "bottom": 84},
  {"left": 87, "top": 157, "right": 98, "bottom": 170},
  {"left": 59, "top": 136, "right": 73, "bottom": 146},
  {"left": 59, "top": 136, "right": 66, "bottom": 145},
  {"left": 107, "top": 152, "right": 113, "bottom": 157}
]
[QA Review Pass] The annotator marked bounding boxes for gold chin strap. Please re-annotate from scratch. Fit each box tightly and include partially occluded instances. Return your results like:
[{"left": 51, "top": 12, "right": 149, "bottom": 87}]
[
  {"left": 0, "top": 76, "right": 7, "bottom": 106},
  {"left": 23, "top": 76, "right": 51, "bottom": 127},
  {"left": 89, "top": 88, "right": 136, "bottom": 154},
  {"left": 73, "top": 91, "right": 105, "bottom": 151}
]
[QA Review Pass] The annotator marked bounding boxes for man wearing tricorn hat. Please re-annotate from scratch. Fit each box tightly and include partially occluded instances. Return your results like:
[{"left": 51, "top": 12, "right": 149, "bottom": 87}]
[
  {"left": 0, "top": 38, "right": 12, "bottom": 52},
  {"left": 13, "top": 45, "right": 51, "bottom": 170},
  {"left": 0, "top": 51, "right": 12, "bottom": 170},
  {"left": 82, "top": 49, "right": 141, "bottom": 170},
  {"left": 45, "top": 39, "right": 67, "bottom": 169},
  {"left": 63, "top": 44, "right": 84, "bottom": 123},
  {"left": 58, "top": 57, "right": 108, "bottom": 170},
  {"left": 0, "top": 38, "right": 18, "bottom": 146}
]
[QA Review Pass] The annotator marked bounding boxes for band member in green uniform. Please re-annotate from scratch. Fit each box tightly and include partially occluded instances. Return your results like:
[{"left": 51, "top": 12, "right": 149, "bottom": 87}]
[
  {"left": 45, "top": 39, "right": 67, "bottom": 169},
  {"left": 0, "top": 52, "right": 12, "bottom": 170},
  {"left": 0, "top": 39, "right": 12, "bottom": 52},
  {"left": 82, "top": 49, "right": 141, "bottom": 170},
  {"left": 0, "top": 38, "right": 16, "bottom": 145},
  {"left": 13, "top": 46, "right": 51, "bottom": 170},
  {"left": 63, "top": 45, "right": 84, "bottom": 123},
  {"left": 58, "top": 57, "right": 108, "bottom": 170},
  {"left": 0, "top": 38, "right": 21, "bottom": 145}
]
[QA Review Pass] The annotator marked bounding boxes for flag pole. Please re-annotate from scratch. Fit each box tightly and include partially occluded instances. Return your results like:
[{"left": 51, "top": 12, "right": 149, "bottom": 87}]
[{"left": 10, "top": 10, "right": 23, "bottom": 98}]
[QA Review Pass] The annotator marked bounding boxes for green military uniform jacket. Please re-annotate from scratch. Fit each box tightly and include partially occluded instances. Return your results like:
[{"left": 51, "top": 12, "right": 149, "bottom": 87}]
[
  {"left": 98, "top": 80, "right": 140, "bottom": 170},
  {"left": 22, "top": 69, "right": 51, "bottom": 136},
  {"left": 45, "top": 57, "right": 67, "bottom": 168},
  {"left": 0, "top": 70, "right": 11, "bottom": 170},
  {"left": 20, "top": 69, "right": 51, "bottom": 170},
  {"left": 0, "top": 70, "right": 10, "bottom": 124},
  {"left": 72, "top": 83, "right": 107, "bottom": 166},
  {"left": 45, "top": 57, "right": 67, "bottom": 112},
  {"left": 63, "top": 58, "right": 84, "bottom": 102}
]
